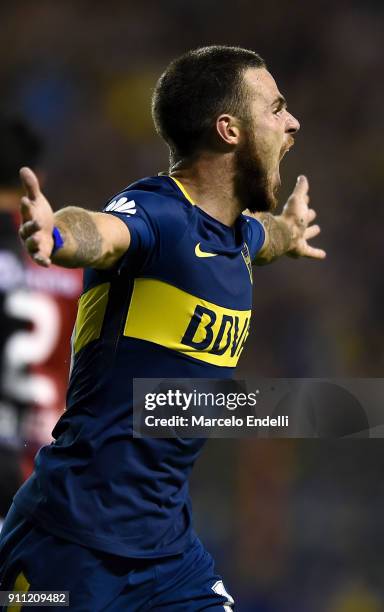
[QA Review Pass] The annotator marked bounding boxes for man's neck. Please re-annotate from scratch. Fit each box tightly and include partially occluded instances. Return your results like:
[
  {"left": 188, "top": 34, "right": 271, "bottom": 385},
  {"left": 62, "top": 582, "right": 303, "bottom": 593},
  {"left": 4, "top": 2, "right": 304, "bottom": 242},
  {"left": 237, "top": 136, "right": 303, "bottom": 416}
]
[{"left": 169, "top": 153, "right": 242, "bottom": 227}]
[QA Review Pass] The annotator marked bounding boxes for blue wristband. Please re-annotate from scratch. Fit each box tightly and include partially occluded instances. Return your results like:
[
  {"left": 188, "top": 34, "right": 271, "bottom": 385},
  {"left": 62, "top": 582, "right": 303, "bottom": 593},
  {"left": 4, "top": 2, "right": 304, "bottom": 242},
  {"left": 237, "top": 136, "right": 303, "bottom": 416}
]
[{"left": 51, "top": 226, "right": 64, "bottom": 255}]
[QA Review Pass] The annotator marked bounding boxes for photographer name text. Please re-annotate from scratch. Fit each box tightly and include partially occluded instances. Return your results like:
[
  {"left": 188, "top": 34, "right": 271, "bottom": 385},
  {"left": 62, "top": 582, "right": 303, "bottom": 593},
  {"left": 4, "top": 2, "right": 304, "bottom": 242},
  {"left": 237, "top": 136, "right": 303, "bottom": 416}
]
[{"left": 144, "top": 415, "right": 288, "bottom": 428}]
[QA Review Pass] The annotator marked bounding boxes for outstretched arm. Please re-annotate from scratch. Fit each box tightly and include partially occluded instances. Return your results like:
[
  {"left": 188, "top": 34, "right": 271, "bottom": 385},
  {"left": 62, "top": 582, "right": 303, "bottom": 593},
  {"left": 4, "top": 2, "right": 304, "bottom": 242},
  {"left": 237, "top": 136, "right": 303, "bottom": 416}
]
[
  {"left": 18, "top": 167, "right": 130, "bottom": 269},
  {"left": 250, "top": 175, "right": 326, "bottom": 265}
]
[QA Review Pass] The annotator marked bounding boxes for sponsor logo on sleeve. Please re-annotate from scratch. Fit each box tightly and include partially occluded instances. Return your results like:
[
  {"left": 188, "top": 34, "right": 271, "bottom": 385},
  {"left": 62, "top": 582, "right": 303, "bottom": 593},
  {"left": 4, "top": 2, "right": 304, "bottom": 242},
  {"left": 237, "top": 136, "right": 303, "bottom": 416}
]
[{"left": 105, "top": 197, "right": 137, "bottom": 215}]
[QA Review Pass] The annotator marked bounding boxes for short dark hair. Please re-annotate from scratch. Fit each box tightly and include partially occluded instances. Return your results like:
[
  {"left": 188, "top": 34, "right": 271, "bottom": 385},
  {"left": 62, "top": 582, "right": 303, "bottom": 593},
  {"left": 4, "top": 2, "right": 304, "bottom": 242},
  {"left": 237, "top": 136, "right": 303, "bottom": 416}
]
[
  {"left": 0, "top": 117, "right": 43, "bottom": 188},
  {"left": 152, "top": 45, "right": 265, "bottom": 162}
]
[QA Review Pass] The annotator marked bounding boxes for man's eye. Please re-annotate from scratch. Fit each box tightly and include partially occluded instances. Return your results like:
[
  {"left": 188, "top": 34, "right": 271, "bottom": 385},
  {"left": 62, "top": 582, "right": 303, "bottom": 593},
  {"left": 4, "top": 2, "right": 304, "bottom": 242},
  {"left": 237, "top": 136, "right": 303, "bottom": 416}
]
[{"left": 273, "top": 106, "right": 287, "bottom": 116}]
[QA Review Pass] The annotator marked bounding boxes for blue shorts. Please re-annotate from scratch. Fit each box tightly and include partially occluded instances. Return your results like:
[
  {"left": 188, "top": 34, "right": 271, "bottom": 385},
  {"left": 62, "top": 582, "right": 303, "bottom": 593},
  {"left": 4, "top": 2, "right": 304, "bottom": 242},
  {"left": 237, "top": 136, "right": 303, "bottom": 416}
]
[{"left": 0, "top": 505, "right": 234, "bottom": 611}]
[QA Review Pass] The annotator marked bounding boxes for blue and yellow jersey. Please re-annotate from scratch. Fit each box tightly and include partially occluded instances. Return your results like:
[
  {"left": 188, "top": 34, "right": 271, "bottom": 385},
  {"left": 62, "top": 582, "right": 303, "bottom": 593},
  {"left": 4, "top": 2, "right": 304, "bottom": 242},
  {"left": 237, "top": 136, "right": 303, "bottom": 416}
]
[{"left": 13, "top": 175, "right": 265, "bottom": 557}]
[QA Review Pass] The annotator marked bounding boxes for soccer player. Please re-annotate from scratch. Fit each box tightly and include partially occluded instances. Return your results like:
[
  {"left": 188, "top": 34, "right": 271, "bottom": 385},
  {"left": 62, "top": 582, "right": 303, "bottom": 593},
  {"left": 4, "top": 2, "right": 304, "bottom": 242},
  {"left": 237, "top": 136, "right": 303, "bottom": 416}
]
[
  {"left": 0, "top": 118, "right": 81, "bottom": 531},
  {"left": 0, "top": 46, "right": 325, "bottom": 610}
]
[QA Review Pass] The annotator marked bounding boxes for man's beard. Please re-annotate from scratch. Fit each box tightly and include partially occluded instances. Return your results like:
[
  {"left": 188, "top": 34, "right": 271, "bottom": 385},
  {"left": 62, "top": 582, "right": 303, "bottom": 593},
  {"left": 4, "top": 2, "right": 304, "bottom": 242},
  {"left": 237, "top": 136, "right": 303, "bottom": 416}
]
[{"left": 234, "top": 131, "right": 278, "bottom": 213}]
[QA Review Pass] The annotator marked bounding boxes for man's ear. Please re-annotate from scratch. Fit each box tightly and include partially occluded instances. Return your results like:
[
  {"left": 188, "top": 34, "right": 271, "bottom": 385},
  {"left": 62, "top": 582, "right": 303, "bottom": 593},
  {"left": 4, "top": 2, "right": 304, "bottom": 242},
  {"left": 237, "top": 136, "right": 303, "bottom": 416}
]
[{"left": 216, "top": 114, "right": 241, "bottom": 146}]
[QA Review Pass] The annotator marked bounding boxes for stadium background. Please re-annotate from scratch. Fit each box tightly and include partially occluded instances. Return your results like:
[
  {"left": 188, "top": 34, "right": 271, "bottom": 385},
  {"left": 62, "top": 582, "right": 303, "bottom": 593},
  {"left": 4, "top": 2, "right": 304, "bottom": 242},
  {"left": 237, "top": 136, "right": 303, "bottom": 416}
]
[{"left": 0, "top": 1, "right": 383, "bottom": 609}]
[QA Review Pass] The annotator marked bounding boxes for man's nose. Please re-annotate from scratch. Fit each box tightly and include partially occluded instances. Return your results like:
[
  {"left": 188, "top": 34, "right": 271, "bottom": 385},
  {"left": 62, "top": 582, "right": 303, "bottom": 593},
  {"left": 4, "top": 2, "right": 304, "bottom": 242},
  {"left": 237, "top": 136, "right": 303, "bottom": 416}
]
[{"left": 287, "top": 113, "right": 300, "bottom": 134}]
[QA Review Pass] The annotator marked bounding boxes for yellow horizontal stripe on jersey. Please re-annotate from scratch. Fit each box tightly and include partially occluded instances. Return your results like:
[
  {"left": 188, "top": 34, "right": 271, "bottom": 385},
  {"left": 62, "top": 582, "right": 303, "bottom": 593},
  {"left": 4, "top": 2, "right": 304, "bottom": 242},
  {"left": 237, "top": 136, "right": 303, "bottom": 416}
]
[
  {"left": 124, "top": 279, "right": 251, "bottom": 367},
  {"left": 8, "top": 571, "right": 30, "bottom": 612},
  {"left": 73, "top": 282, "right": 110, "bottom": 354}
]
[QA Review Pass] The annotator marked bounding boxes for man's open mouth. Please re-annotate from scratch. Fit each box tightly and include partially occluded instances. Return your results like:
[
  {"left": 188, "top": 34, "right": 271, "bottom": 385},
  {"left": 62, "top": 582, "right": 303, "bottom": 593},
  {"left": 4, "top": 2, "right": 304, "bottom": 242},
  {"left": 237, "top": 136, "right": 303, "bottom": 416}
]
[{"left": 279, "top": 139, "right": 295, "bottom": 162}]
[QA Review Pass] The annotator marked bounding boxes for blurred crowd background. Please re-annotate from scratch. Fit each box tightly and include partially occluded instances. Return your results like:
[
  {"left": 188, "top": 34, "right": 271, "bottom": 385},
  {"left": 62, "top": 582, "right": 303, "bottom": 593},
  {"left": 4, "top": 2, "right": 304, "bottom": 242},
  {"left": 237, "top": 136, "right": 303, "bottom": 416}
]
[{"left": 0, "top": 1, "right": 383, "bottom": 610}]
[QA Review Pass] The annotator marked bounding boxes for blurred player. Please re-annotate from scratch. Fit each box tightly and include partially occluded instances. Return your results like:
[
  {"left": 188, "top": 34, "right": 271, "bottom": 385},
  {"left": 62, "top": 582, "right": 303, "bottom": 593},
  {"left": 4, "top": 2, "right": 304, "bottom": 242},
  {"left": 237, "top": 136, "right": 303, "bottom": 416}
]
[
  {"left": 0, "top": 118, "right": 82, "bottom": 529},
  {"left": 0, "top": 47, "right": 325, "bottom": 610}
]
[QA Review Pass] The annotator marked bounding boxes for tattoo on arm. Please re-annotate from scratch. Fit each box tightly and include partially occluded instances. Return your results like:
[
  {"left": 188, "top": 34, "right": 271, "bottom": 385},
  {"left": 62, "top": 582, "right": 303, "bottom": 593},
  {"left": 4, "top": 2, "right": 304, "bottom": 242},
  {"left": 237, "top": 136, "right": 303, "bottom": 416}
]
[
  {"left": 255, "top": 213, "right": 292, "bottom": 264},
  {"left": 53, "top": 207, "right": 103, "bottom": 267}
]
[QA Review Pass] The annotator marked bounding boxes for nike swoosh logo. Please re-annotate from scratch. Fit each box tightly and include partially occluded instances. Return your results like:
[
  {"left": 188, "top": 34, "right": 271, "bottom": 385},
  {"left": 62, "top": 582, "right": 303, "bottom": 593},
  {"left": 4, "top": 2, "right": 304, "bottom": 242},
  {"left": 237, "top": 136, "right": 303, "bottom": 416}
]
[{"left": 195, "top": 243, "right": 218, "bottom": 258}]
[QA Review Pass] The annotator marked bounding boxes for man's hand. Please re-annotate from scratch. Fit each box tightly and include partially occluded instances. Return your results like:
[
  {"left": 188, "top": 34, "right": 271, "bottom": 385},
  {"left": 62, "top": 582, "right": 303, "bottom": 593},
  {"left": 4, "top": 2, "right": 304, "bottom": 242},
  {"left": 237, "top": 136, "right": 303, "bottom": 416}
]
[
  {"left": 252, "top": 175, "right": 326, "bottom": 265},
  {"left": 282, "top": 175, "right": 326, "bottom": 259},
  {"left": 19, "top": 167, "right": 54, "bottom": 267}
]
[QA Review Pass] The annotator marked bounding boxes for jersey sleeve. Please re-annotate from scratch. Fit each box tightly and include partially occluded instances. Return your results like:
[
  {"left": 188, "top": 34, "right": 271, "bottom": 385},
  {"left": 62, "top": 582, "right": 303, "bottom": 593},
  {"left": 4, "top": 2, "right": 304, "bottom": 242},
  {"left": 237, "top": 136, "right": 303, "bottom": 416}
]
[
  {"left": 243, "top": 215, "right": 266, "bottom": 262},
  {"left": 103, "top": 191, "right": 156, "bottom": 268},
  {"left": 101, "top": 188, "right": 186, "bottom": 273}
]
